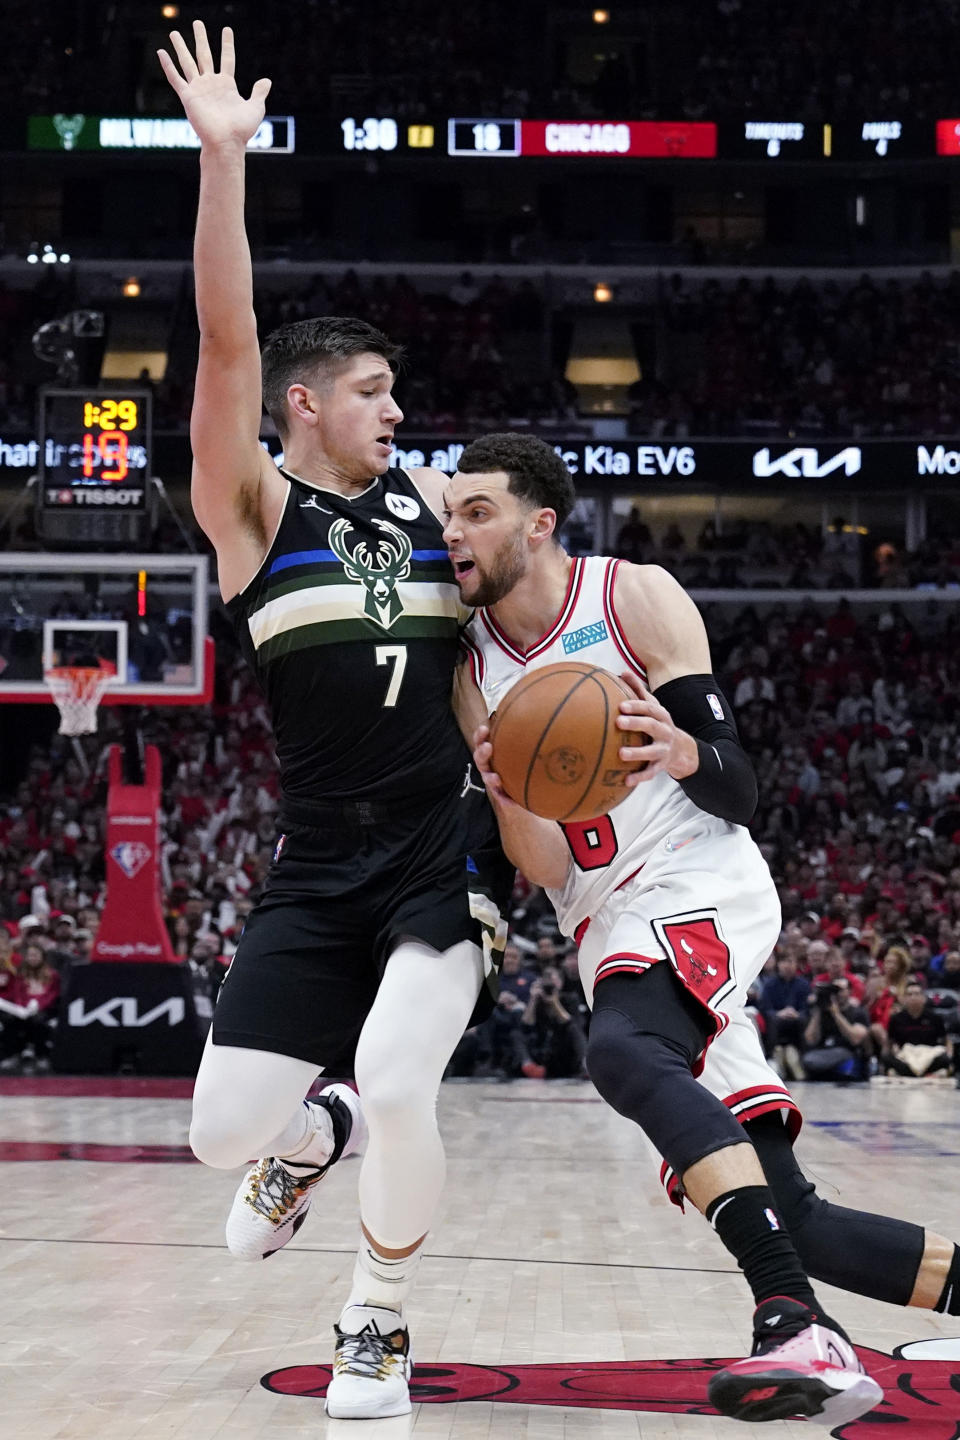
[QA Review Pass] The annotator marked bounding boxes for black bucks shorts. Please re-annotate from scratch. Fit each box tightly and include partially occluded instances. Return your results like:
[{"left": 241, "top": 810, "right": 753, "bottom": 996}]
[{"left": 212, "top": 775, "right": 514, "bottom": 1070}]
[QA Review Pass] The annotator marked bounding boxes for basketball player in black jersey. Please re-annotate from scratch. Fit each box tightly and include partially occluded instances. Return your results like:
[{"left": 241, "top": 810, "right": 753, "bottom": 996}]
[{"left": 158, "top": 24, "right": 511, "bottom": 1419}]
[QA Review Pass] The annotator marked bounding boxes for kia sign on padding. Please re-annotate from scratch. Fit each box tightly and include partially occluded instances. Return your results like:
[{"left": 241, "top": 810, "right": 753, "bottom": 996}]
[{"left": 54, "top": 962, "right": 203, "bottom": 1075}]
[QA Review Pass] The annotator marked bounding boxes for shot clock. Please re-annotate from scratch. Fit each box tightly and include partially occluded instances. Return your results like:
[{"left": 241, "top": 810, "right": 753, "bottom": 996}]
[{"left": 37, "top": 388, "right": 153, "bottom": 545}]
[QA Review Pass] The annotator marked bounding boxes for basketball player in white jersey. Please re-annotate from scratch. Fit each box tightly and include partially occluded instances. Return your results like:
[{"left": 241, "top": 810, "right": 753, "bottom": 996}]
[{"left": 445, "top": 432, "right": 960, "bottom": 1424}]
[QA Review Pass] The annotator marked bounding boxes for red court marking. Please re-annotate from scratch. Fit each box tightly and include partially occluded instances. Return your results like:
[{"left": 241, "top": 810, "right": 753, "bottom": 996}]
[
  {"left": 0, "top": 1140, "right": 196, "bottom": 1163},
  {"left": 0, "top": 1140, "right": 197, "bottom": 1163},
  {"left": 261, "top": 1347, "right": 960, "bottom": 1435},
  {"left": 0, "top": 1076, "right": 195, "bottom": 1099}
]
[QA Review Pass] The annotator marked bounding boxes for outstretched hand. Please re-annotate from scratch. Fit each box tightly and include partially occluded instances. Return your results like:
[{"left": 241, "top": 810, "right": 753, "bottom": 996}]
[{"left": 157, "top": 20, "right": 271, "bottom": 149}]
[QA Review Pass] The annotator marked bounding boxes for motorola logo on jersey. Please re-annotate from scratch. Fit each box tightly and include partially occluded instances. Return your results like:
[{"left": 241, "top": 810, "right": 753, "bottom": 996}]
[
  {"left": 329, "top": 516, "right": 412, "bottom": 629},
  {"left": 385, "top": 492, "right": 421, "bottom": 521}
]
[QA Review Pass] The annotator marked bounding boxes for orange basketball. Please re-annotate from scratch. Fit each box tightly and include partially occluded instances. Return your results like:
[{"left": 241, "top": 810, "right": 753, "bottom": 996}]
[{"left": 489, "top": 661, "right": 649, "bottom": 823}]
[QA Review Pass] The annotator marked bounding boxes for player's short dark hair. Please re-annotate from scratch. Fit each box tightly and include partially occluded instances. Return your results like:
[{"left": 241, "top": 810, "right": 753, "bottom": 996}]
[
  {"left": 457, "top": 432, "right": 575, "bottom": 532},
  {"left": 261, "top": 316, "right": 403, "bottom": 437}
]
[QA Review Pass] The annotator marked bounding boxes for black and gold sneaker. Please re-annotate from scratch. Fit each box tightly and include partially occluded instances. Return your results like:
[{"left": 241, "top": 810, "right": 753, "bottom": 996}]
[
  {"left": 325, "top": 1304, "right": 413, "bottom": 1418},
  {"left": 224, "top": 1084, "right": 363, "bottom": 1260}
]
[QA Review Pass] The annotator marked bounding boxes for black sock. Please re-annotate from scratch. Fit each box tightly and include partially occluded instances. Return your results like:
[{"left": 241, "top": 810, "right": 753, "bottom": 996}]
[
  {"left": 935, "top": 1244, "right": 960, "bottom": 1314},
  {"left": 706, "top": 1186, "right": 819, "bottom": 1313}
]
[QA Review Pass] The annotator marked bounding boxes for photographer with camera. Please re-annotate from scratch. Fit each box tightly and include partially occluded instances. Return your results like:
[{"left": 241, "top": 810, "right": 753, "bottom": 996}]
[
  {"left": 802, "top": 975, "right": 871, "bottom": 1082},
  {"left": 523, "top": 964, "right": 588, "bottom": 1078}
]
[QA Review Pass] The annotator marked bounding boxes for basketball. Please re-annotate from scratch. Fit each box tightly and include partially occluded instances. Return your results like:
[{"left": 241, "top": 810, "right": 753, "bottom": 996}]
[{"left": 489, "top": 662, "right": 649, "bottom": 823}]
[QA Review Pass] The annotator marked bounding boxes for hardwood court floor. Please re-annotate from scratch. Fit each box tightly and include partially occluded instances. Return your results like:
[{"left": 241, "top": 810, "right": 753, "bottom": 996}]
[{"left": 2, "top": 1074, "right": 959, "bottom": 1439}]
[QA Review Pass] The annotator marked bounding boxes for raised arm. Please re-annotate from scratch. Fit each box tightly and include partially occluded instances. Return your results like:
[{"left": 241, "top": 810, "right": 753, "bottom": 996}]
[{"left": 158, "top": 22, "right": 282, "bottom": 591}]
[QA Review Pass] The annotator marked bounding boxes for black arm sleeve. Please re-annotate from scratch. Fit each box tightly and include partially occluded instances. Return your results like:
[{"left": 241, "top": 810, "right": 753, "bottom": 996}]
[{"left": 652, "top": 673, "right": 758, "bottom": 825}]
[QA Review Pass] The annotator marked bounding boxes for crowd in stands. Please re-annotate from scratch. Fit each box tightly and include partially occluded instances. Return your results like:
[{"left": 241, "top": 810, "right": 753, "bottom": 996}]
[
  {"left": 614, "top": 512, "right": 960, "bottom": 590},
  {"left": 686, "top": 0, "right": 960, "bottom": 123},
  {"left": 9, "top": 265, "right": 960, "bottom": 443},
  {"left": 241, "top": 269, "right": 572, "bottom": 439},
  {"left": 4, "top": 0, "right": 959, "bottom": 125},
  {"left": 2, "top": 593, "right": 960, "bottom": 1089},
  {"left": 634, "top": 270, "right": 960, "bottom": 440},
  {"left": 0, "top": 267, "right": 577, "bottom": 440}
]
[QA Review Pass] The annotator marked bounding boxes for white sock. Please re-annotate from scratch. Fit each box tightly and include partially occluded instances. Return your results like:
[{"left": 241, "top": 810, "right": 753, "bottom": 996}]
[
  {"left": 344, "top": 1236, "right": 423, "bottom": 1317},
  {"left": 271, "top": 1101, "right": 335, "bottom": 1170}
]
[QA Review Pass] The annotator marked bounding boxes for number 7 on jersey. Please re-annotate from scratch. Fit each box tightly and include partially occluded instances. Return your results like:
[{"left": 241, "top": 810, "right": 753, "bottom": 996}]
[{"left": 376, "top": 645, "right": 408, "bottom": 707}]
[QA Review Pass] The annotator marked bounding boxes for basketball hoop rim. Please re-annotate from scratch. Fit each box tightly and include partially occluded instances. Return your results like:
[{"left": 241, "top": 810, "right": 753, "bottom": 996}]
[{"left": 43, "top": 662, "right": 118, "bottom": 736}]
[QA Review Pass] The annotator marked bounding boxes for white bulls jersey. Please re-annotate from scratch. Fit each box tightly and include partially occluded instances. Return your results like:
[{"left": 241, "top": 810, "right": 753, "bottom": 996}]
[{"left": 461, "top": 555, "right": 744, "bottom": 937}]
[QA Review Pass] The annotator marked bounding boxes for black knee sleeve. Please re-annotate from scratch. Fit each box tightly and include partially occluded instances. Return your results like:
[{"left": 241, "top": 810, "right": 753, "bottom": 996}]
[
  {"left": 587, "top": 966, "right": 747, "bottom": 1179},
  {"left": 745, "top": 1112, "right": 926, "bottom": 1307}
]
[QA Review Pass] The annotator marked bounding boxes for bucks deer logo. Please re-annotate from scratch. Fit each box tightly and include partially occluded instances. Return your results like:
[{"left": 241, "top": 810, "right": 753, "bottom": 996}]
[
  {"left": 53, "top": 114, "right": 86, "bottom": 151},
  {"left": 329, "top": 517, "right": 412, "bottom": 629}
]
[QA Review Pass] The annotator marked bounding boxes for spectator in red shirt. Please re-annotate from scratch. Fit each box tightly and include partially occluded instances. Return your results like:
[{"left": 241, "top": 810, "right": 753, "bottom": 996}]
[
  {"left": 11, "top": 938, "right": 60, "bottom": 1071},
  {"left": 866, "top": 945, "right": 915, "bottom": 1055},
  {"left": 0, "top": 944, "right": 29, "bottom": 1067}
]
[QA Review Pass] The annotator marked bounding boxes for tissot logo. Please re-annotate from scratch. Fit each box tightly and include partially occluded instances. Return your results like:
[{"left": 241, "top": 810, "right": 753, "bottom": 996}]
[{"left": 752, "top": 446, "right": 862, "bottom": 479}]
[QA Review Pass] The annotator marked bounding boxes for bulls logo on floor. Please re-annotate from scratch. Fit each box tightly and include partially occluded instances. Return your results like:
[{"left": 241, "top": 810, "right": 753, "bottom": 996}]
[{"left": 262, "top": 1340, "right": 960, "bottom": 1436}]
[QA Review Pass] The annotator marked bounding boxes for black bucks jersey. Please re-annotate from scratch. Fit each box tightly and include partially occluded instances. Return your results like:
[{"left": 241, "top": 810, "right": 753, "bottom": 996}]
[{"left": 226, "top": 467, "right": 471, "bottom": 808}]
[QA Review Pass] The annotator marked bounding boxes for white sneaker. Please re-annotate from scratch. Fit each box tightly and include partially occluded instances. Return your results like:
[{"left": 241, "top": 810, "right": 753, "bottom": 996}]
[
  {"left": 225, "top": 1084, "right": 365, "bottom": 1260},
  {"left": 325, "top": 1305, "right": 413, "bottom": 1419}
]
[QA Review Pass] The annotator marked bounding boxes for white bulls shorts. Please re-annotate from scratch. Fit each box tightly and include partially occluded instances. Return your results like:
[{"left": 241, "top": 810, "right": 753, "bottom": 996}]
[{"left": 574, "top": 823, "right": 802, "bottom": 1206}]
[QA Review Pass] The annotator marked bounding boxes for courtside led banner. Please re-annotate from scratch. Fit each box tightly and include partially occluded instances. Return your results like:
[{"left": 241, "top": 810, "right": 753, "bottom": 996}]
[{"left": 5, "top": 434, "right": 960, "bottom": 490}]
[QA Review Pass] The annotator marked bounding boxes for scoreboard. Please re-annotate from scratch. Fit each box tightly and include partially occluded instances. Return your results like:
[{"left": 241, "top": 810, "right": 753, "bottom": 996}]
[
  {"left": 29, "top": 112, "right": 960, "bottom": 162},
  {"left": 37, "top": 388, "right": 153, "bottom": 545}
]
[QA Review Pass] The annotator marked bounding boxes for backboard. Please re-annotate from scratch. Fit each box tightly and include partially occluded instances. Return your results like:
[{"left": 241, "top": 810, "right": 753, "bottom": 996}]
[{"left": 0, "top": 552, "right": 212, "bottom": 706}]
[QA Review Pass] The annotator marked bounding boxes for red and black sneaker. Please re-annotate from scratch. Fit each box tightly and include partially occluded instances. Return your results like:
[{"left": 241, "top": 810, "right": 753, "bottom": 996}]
[{"left": 708, "top": 1296, "right": 883, "bottom": 1425}]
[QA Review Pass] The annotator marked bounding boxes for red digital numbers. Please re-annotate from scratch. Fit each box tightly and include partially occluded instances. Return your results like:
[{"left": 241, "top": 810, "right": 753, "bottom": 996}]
[
  {"left": 82, "top": 429, "right": 129, "bottom": 481},
  {"left": 562, "top": 815, "right": 619, "bottom": 871}
]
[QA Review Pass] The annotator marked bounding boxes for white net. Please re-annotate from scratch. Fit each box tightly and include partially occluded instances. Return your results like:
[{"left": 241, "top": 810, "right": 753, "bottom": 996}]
[{"left": 44, "top": 665, "right": 116, "bottom": 736}]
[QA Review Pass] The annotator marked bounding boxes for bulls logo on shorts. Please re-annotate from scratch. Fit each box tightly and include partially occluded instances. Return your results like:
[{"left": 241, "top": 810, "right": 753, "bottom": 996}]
[{"left": 654, "top": 911, "right": 735, "bottom": 1013}]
